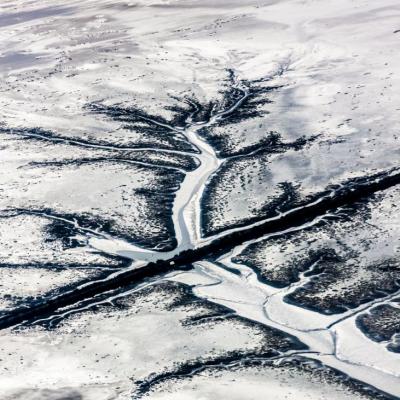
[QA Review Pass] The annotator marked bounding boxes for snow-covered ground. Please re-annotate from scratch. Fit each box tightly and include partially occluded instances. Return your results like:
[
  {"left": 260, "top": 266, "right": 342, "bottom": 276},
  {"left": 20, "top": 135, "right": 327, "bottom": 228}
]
[{"left": 0, "top": 0, "right": 399, "bottom": 399}]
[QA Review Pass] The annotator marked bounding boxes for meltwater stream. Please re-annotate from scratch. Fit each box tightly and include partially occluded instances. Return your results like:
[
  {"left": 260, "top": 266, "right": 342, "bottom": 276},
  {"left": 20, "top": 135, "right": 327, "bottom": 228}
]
[
  {"left": 168, "top": 257, "right": 400, "bottom": 398},
  {"left": 87, "top": 83, "right": 250, "bottom": 261},
  {"left": 29, "top": 80, "right": 399, "bottom": 399}
]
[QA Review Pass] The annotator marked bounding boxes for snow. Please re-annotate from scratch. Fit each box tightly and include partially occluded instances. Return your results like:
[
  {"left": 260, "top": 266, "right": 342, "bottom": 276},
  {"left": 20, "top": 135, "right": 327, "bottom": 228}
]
[{"left": 0, "top": 0, "right": 399, "bottom": 398}]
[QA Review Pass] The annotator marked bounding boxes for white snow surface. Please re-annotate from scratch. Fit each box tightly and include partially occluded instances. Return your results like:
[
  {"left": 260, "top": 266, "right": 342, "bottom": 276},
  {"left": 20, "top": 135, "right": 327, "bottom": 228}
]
[{"left": 0, "top": 0, "right": 399, "bottom": 399}]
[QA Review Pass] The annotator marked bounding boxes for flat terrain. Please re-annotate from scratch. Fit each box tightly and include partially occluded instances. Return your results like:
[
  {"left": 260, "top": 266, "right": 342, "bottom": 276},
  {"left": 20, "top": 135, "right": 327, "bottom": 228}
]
[{"left": 0, "top": 1, "right": 399, "bottom": 399}]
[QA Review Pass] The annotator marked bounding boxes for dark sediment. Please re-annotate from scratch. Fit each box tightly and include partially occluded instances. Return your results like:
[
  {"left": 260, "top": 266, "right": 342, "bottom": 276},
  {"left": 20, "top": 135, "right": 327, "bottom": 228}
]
[
  {"left": 356, "top": 303, "right": 400, "bottom": 353},
  {"left": 134, "top": 354, "right": 398, "bottom": 400},
  {"left": 0, "top": 168, "right": 399, "bottom": 330}
]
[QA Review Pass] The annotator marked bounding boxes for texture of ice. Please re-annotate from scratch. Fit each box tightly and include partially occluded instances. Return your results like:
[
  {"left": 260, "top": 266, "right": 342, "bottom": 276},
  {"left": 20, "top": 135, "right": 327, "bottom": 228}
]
[{"left": 0, "top": 0, "right": 399, "bottom": 398}]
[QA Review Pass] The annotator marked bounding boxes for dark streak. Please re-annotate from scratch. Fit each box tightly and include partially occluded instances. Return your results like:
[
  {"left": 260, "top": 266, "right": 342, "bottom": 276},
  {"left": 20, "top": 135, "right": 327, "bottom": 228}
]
[{"left": 0, "top": 168, "right": 399, "bottom": 330}]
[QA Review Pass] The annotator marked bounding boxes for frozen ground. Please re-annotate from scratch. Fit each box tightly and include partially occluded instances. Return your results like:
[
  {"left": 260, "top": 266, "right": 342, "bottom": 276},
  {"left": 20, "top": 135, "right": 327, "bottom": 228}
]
[{"left": 0, "top": 0, "right": 399, "bottom": 399}]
